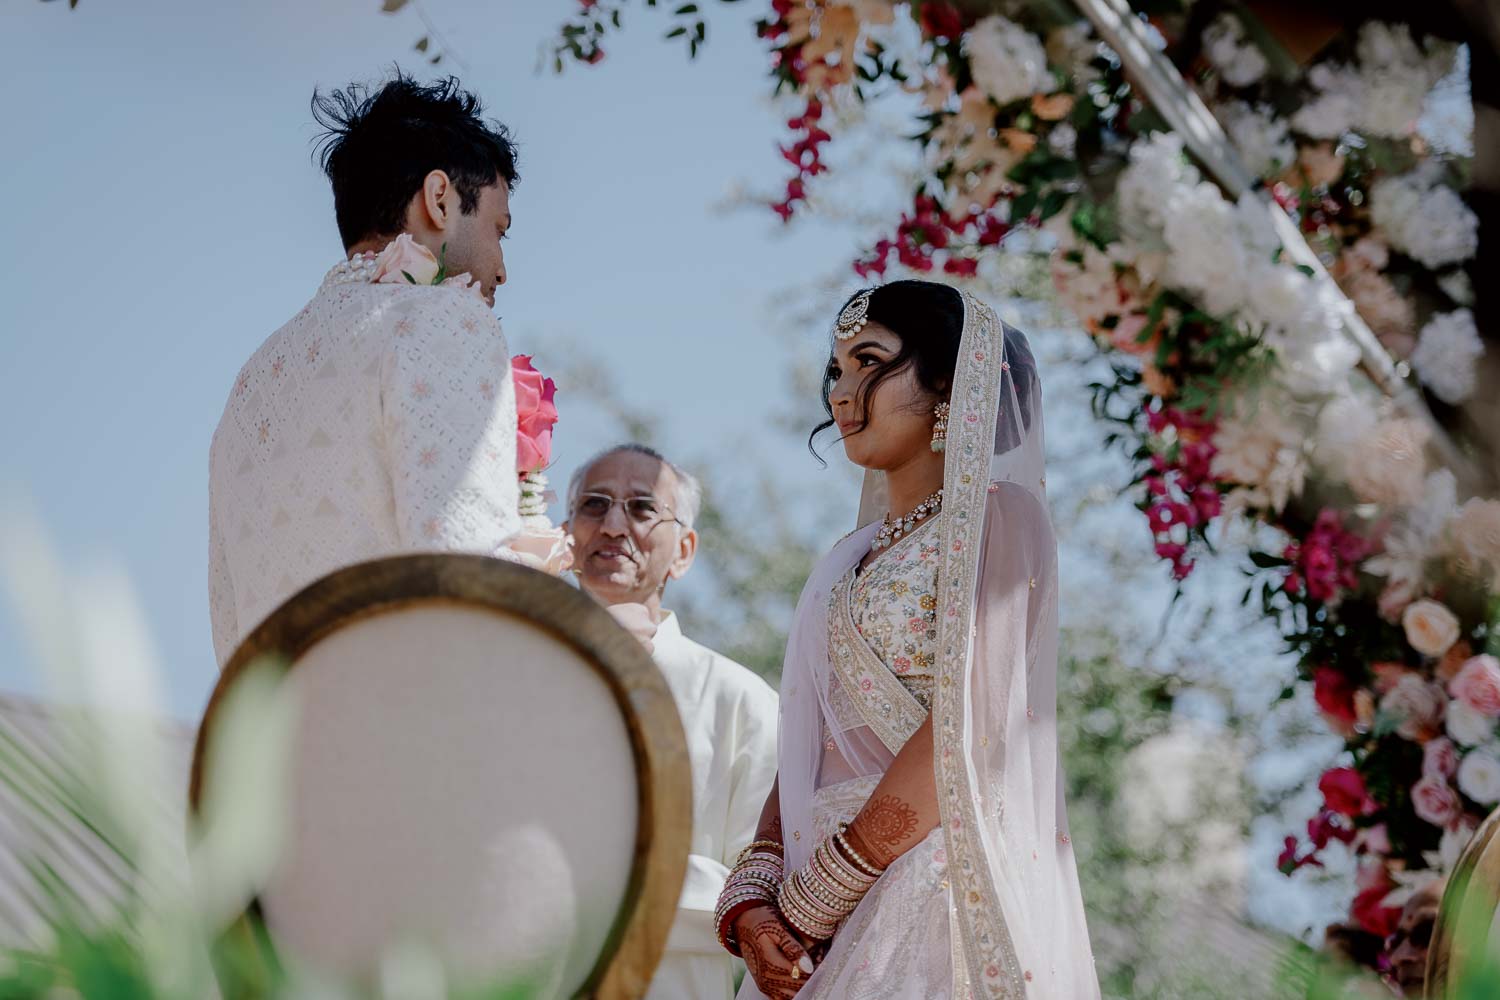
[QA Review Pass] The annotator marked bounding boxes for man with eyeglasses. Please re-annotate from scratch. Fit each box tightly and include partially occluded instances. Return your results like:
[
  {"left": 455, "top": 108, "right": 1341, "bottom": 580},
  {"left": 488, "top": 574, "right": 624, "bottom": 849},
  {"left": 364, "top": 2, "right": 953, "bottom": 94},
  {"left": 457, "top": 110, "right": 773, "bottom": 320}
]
[{"left": 565, "top": 444, "right": 778, "bottom": 1000}]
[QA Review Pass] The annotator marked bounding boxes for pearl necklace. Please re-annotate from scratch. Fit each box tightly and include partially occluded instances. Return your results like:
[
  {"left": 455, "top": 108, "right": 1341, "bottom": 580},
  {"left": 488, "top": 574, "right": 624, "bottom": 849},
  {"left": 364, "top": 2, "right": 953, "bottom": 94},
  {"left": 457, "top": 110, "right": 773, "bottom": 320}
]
[
  {"left": 871, "top": 489, "right": 943, "bottom": 552},
  {"left": 319, "top": 251, "right": 380, "bottom": 291}
]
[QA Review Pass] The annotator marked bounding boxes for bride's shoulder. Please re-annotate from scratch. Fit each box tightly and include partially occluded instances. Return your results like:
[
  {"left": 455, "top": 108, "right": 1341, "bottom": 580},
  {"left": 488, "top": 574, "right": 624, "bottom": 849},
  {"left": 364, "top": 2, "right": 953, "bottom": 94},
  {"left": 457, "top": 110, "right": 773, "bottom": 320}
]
[{"left": 983, "top": 480, "right": 1053, "bottom": 535}]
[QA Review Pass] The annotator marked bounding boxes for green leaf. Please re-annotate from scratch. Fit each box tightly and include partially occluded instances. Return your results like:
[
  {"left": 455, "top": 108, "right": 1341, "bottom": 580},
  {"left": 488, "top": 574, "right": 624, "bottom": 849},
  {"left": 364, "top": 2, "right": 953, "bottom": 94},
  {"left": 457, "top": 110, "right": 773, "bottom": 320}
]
[
  {"left": 402, "top": 270, "right": 417, "bottom": 284},
  {"left": 414, "top": 36, "right": 429, "bottom": 53},
  {"left": 381, "top": 0, "right": 410, "bottom": 11},
  {"left": 665, "top": 25, "right": 687, "bottom": 39},
  {"left": 674, "top": 2, "right": 699, "bottom": 12}
]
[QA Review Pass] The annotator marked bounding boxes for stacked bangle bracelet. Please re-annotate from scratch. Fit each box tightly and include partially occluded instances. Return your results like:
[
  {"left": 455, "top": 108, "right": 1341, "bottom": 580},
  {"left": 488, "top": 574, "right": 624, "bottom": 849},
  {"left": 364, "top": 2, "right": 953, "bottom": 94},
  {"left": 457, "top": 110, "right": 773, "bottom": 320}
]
[
  {"left": 776, "top": 825, "right": 884, "bottom": 941},
  {"left": 714, "top": 840, "right": 785, "bottom": 956}
]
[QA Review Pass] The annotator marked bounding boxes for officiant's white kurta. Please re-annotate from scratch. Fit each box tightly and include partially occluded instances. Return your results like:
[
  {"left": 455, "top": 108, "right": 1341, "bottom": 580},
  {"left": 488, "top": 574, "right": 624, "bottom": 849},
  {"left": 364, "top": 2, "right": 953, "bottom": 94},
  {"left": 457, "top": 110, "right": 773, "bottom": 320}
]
[
  {"left": 647, "top": 612, "right": 778, "bottom": 1000},
  {"left": 208, "top": 269, "right": 521, "bottom": 667}
]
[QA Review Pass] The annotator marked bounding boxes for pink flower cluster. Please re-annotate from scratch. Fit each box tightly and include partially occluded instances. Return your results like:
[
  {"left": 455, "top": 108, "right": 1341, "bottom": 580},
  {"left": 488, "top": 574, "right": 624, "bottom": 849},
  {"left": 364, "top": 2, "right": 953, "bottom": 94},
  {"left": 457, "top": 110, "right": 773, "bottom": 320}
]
[
  {"left": 1282, "top": 509, "right": 1375, "bottom": 605},
  {"left": 853, "top": 195, "right": 1009, "bottom": 279},
  {"left": 1141, "top": 406, "right": 1220, "bottom": 581},
  {"left": 772, "top": 98, "right": 831, "bottom": 221}
]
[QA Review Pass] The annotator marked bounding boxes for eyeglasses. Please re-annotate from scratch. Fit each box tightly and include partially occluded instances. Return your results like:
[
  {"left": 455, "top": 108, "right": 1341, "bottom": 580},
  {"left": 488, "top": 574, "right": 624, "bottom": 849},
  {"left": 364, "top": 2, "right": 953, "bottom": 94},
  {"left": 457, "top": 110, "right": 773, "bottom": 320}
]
[{"left": 572, "top": 492, "right": 681, "bottom": 530}]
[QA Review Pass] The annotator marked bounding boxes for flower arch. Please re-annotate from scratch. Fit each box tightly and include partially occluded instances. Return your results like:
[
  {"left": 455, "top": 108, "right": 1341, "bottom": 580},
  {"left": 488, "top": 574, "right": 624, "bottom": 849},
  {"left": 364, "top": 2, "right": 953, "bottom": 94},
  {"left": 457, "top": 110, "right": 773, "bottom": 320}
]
[{"left": 553, "top": 0, "right": 1500, "bottom": 976}]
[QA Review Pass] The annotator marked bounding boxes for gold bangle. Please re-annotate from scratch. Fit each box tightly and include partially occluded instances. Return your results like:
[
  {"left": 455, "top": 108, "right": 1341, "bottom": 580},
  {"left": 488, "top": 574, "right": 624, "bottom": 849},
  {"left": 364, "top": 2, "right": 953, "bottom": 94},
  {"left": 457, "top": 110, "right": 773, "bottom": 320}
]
[{"left": 736, "top": 840, "right": 784, "bottom": 865}]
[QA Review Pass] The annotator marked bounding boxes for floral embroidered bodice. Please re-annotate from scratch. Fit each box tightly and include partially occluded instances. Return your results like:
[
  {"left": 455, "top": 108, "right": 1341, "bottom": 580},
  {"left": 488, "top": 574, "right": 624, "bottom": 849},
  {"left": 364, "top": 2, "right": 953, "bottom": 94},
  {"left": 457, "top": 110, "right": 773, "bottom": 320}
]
[{"left": 847, "top": 516, "right": 942, "bottom": 711}]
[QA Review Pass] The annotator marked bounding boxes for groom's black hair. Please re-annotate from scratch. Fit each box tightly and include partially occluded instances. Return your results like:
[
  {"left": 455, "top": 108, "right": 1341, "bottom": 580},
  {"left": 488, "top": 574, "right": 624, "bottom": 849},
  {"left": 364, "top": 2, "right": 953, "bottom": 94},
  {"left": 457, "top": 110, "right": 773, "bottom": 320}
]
[{"left": 312, "top": 71, "right": 519, "bottom": 250}]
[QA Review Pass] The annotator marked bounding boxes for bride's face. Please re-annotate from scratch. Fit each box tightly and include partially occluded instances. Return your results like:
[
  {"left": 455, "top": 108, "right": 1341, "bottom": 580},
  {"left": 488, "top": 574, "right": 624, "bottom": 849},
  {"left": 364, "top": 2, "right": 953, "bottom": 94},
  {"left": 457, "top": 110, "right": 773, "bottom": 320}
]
[{"left": 827, "top": 323, "right": 941, "bottom": 472}]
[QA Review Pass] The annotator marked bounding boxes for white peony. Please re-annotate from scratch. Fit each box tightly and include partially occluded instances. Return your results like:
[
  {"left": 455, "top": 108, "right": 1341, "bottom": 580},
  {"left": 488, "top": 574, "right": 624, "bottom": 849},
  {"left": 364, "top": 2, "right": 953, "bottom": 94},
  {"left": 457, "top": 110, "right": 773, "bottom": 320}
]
[
  {"left": 1371, "top": 171, "right": 1479, "bottom": 270},
  {"left": 1313, "top": 391, "right": 1380, "bottom": 483},
  {"left": 1446, "top": 699, "right": 1496, "bottom": 747},
  {"left": 1218, "top": 101, "right": 1296, "bottom": 178},
  {"left": 1203, "top": 14, "right": 1268, "bottom": 88},
  {"left": 1293, "top": 23, "right": 1457, "bottom": 140},
  {"left": 1410, "top": 309, "right": 1484, "bottom": 404},
  {"left": 1045, "top": 22, "right": 1100, "bottom": 87},
  {"left": 963, "top": 16, "right": 1051, "bottom": 107},
  {"left": 1162, "top": 183, "right": 1257, "bottom": 316},
  {"left": 1456, "top": 748, "right": 1500, "bottom": 805},
  {"left": 1117, "top": 132, "right": 1200, "bottom": 236}
]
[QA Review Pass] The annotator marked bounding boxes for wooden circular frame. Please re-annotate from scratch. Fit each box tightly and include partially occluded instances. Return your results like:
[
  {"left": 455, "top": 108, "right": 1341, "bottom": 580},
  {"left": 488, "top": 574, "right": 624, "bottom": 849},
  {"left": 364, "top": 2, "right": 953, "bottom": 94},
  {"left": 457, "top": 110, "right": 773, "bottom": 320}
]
[
  {"left": 1426, "top": 805, "right": 1500, "bottom": 998},
  {"left": 189, "top": 554, "right": 693, "bottom": 999}
]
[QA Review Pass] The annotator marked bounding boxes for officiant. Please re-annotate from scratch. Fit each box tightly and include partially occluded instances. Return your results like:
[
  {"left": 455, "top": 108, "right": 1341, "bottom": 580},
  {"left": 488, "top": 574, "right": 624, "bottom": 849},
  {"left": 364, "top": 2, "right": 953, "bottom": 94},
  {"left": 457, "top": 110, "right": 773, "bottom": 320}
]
[{"left": 565, "top": 444, "right": 778, "bottom": 1000}]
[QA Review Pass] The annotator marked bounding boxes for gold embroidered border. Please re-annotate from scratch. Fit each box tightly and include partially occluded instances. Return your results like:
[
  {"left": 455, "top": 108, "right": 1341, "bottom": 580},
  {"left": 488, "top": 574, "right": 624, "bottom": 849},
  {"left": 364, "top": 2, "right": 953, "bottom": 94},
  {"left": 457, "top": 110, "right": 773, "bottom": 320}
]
[
  {"left": 824, "top": 569, "right": 927, "bottom": 756},
  {"left": 932, "top": 296, "right": 1025, "bottom": 997}
]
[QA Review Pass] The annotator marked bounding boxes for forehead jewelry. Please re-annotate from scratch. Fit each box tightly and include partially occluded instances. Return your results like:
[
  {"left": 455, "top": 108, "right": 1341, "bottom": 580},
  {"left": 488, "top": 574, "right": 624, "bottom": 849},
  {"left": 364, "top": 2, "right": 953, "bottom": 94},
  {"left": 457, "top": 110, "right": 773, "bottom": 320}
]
[{"left": 834, "top": 289, "right": 872, "bottom": 340}]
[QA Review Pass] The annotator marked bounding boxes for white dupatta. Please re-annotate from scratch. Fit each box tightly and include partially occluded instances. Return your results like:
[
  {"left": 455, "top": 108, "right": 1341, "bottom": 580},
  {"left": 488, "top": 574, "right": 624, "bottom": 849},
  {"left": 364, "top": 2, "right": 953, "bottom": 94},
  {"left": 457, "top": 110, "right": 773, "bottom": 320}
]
[{"left": 774, "top": 293, "right": 1098, "bottom": 998}]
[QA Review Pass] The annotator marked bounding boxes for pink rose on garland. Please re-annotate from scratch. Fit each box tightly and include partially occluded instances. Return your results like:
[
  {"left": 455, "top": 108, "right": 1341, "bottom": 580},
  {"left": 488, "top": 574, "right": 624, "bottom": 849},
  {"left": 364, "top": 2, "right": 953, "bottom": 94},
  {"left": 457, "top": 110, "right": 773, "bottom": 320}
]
[
  {"left": 1320, "top": 767, "right": 1377, "bottom": 818},
  {"left": 1411, "top": 774, "right": 1462, "bottom": 828},
  {"left": 512, "top": 355, "right": 559, "bottom": 474},
  {"left": 1423, "top": 737, "right": 1460, "bottom": 780},
  {"left": 1449, "top": 654, "right": 1500, "bottom": 717},
  {"left": 1283, "top": 510, "right": 1372, "bottom": 605}
]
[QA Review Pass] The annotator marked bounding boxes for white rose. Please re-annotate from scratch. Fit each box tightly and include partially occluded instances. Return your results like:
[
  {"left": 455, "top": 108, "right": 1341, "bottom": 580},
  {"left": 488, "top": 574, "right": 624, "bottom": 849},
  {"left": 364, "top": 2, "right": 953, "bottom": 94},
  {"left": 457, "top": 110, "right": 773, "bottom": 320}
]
[
  {"left": 1411, "top": 310, "right": 1484, "bottom": 405},
  {"left": 1402, "top": 598, "right": 1461, "bottom": 658},
  {"left": 963, "top": 16, "right": 1051, "bottom": 107},
  {"left": 1447, "top": 699, "right": 1497, "bottom": 747},
  {"left": 1456, "top": 748, "right": 1500, "bottom": 805}
]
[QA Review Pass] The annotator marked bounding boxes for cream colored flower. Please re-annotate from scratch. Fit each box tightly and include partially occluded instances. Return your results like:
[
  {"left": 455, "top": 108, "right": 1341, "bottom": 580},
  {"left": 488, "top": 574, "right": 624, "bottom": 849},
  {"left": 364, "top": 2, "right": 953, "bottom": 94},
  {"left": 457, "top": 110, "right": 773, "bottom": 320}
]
[
  {"left": 1449, "top": 497, "right": 1500, "bottom": 588},
  {"left": 1402, "top": 598, "right": 1461, "bottom": 658},
  {"left": 1209, "top": 398, "right": 1307, "bottom": 513},
  {"left": 1348, "top": 418, "right": 1429, "bottom": 508},
  {"left": 1457, "top": 749, "right": 1500, "bottom": 805}
]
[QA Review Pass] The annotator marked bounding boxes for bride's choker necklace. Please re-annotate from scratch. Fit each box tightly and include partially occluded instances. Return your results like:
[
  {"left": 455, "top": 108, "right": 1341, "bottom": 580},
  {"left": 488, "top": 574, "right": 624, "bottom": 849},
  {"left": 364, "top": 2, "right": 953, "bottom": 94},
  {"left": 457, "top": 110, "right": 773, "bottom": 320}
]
[{"left": 871, "top": 489, "right": 943, "bottom": 552}]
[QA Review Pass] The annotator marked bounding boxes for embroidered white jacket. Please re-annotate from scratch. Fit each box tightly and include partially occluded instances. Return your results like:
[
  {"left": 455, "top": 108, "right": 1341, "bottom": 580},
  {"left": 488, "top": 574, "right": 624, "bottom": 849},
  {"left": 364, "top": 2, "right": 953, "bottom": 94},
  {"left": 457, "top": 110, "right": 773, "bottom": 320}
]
[{"left": 208, "top": 272, "right": 520, "bottom": 667}]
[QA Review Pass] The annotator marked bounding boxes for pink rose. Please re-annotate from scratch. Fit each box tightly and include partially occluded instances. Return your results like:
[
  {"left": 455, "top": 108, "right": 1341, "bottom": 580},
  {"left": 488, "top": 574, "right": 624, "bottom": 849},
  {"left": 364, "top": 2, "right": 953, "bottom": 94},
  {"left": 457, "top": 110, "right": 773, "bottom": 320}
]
[
  {"left": 371, "top": 233, "right": 440, "bottom": 285},
  {"left": 1379, "top": 673, "right": 1447, "bottom": 742},
  {"left": 1411, "top": 774, "right": 1462, "bottom": 828},
  {"left": 1320, "top": 767, "right": 1376, "bottom": 818},
  {"left": 441, "top": 271, "right": 486, "bottom": 301},
  {"left": 1449, "top": 654, "right": 1500, "bottom": 717},
  {"left": 506, "top": 526, "right": 574, "bottom": 576},
  {"left": 511, "top": 356, "right": 559, "bottom": 474},
  {"left": 1423, "top": 737, "right": 1460, "bottom": 779}
]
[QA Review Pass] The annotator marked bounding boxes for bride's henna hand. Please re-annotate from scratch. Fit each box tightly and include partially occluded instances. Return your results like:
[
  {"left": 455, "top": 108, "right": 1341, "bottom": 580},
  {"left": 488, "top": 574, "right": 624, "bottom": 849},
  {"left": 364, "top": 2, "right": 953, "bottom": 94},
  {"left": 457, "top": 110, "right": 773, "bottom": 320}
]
[
  {"left": 848, "top": 793, "right": 920, "bottom": 869},
  {"left": 735, "top": 905, "right": 815, "bottom": 999}
]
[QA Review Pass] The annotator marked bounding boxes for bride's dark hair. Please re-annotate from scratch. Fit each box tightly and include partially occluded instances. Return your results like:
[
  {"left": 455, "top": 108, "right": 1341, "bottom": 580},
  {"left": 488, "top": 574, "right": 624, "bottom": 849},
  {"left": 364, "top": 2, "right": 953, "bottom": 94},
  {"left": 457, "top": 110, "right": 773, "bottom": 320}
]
[
  {"left": 312, "top": 70, "right": 520, "bottom": 250},
  {"left": 810, "top": 280, "right": 964, "bottom": 459}
]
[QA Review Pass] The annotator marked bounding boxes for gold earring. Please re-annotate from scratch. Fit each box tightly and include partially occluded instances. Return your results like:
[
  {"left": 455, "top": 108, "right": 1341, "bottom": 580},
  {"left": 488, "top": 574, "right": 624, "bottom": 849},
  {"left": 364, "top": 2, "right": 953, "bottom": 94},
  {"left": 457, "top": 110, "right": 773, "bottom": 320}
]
[{"left": 931, "top": 401, "right": 950, "bottom": 453}]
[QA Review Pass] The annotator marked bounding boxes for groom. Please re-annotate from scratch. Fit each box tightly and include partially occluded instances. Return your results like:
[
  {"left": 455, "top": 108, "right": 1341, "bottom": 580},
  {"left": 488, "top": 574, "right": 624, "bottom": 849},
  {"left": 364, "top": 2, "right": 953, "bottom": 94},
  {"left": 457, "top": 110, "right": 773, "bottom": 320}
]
[{"left": 208, "top": 73, "right": 523, "bottom": 666}]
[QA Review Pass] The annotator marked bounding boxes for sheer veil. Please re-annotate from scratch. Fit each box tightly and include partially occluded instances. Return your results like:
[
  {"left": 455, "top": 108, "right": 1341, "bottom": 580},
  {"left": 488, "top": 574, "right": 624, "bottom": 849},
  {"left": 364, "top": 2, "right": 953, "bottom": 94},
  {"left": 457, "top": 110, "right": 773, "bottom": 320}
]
[{"left": 775, "top": 291, "right": 1098, "bottom": 997}]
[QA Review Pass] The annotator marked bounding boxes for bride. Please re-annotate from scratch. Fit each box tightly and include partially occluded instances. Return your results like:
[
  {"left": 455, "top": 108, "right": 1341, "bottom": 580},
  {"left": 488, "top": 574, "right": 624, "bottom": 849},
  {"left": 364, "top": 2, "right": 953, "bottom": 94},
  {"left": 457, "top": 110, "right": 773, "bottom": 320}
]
[{"left": 714, "top": 280, "right": 1099, "bottom": 998}]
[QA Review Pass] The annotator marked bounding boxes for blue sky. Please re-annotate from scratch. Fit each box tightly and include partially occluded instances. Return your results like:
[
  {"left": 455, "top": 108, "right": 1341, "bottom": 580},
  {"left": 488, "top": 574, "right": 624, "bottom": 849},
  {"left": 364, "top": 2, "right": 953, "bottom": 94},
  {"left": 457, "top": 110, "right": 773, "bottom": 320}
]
[{"left": 1, "top": 0, "right": 874, "bottom": 719}]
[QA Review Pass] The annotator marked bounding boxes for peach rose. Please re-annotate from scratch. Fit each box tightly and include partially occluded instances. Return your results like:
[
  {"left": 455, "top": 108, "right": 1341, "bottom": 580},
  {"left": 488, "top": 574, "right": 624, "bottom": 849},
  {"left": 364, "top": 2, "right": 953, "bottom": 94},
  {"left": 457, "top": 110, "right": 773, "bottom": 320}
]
[
  {"left": 1411, "top": 774, "right": 1462, "bottom": 828},
  {"left": 1438, "top": 640, "right": 1474, "bottom": 684},
  {"left": 506, "top": 525, "right": 574, "bottom": 576},
  {"left": 1109, "top": 313, "right": 1159, "bottom": 357},
  {"left": 1402, "top": 599, "right": 1461, "bottom": 658},
  {"left": 1031, "top": 93, "right": 1075, "bottom": 121},
  {"left": 1380, "top": 673, "right": 1447, "bottom": 742},
  {"left": 1298, "top": 142, "right": 1346, "bottom": 189},
  {"left": 1141, "top": 364, "right": 1175, "bottom": 399},
  {"left": 1450, "top": 654, "right": 1500, "bottom": 718},
  {"left": 372, "top": 233, "right": 441, "bottom": 285}
]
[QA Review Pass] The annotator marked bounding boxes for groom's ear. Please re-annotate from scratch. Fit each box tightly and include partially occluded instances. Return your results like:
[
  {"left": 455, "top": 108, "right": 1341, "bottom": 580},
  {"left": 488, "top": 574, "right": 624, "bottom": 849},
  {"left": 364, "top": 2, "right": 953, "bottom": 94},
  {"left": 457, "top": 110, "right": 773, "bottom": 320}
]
[
  {"left": 414, "top": 169, "right": 457, "bottom": 232},
  {"left": 668, "top": 528, "right": 698, "bottom": 581}
]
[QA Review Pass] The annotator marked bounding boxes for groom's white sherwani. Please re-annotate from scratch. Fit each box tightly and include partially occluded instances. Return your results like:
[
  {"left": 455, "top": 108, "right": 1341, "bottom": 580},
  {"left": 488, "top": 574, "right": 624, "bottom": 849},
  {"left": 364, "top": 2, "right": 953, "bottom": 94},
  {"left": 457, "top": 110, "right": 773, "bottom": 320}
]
[
  {"left": 208, "top": 266, "right": 520, "bottom": 666},
  {"left": 647, "top": 612, "right": 778, "bottom": 1000}
]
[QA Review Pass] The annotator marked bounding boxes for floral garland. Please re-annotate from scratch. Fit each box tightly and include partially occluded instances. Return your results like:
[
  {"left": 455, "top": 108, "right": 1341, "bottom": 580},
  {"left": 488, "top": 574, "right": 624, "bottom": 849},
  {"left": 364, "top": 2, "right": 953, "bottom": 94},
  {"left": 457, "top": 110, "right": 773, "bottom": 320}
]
[{"left": 556, "top": 0, "right": 1497, "bottom": 978}]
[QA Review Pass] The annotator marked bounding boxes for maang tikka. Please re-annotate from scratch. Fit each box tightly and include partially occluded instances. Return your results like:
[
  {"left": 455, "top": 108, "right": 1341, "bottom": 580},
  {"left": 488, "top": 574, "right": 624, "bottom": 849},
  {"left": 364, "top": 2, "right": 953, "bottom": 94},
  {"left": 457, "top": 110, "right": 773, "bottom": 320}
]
[
  {"left": 834, "top": 289, "right": 872, "bottom": 340},
  {"left": 931, "top": 401, "right": 951, "bottom": 452}
]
